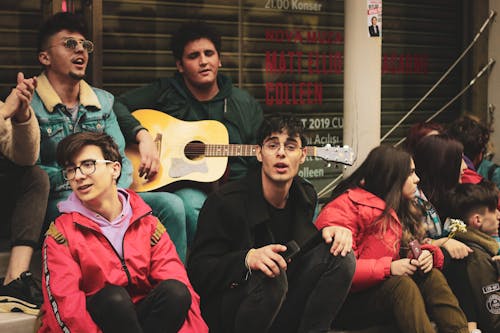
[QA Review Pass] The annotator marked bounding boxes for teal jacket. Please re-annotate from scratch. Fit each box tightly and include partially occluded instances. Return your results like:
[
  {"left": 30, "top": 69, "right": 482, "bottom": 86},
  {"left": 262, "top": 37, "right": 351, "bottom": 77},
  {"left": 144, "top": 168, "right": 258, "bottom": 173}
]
[
  {"left": 32, "top": 73, "right": 133, "bottom": 195},
  {"left": 113, "top": 73, "right": 263, "bottom": 180},
  {"left": 478, "top": 159, "right": 500, "bottom": 190}
]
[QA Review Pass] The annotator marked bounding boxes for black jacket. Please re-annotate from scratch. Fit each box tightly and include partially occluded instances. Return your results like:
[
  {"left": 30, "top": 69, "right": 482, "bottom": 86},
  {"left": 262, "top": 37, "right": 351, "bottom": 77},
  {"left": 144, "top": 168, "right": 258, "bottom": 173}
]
[{"left": 187, "top": 168, "right": 319, "bottom": 316}]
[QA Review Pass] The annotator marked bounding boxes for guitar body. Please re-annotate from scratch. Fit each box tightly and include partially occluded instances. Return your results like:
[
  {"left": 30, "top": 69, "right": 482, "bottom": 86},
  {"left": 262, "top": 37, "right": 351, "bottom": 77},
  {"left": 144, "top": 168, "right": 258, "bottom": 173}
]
[
  {"left": 125, "top": 109, "right": 229, "bottom": 192},
  {"left": 126, "top": 109, "right": 355, "bottom": 192}
]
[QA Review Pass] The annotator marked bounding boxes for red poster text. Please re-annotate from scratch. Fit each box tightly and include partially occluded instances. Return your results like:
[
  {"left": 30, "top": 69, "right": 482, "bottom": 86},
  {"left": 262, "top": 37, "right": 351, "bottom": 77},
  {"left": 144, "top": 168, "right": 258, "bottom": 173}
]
[{"left": 265, "top": 81, "right": 323, "bottom": 105}]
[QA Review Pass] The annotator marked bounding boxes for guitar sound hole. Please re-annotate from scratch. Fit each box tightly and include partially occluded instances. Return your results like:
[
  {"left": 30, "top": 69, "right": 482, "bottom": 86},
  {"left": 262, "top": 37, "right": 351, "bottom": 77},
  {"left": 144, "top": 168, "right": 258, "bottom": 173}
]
[{"left": 185, "top": 141, "right": 205, "bottom": 160}]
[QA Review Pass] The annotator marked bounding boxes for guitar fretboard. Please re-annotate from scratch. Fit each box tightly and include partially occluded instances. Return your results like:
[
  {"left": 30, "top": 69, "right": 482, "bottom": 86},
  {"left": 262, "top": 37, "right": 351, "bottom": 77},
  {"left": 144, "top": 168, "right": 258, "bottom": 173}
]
[
  {"left": 191, "top": 144, "right": 317, "bottom": 157},
  {"left": 203, "top": 144, "right": 257, "bottom": 157},
  {"left": 183, "top": 143, "right": 352, "bottom": 165}
]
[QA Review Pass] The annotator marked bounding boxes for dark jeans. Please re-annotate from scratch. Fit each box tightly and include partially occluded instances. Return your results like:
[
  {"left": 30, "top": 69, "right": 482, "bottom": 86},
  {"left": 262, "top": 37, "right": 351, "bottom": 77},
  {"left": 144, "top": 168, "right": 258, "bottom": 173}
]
[
  {"left": 221, "top": 242, "right": 356, "bottom": 333},
  {"left": 86, "top": 280, "right": 191, "bottom": 333},
  {"left": 333, "top": 269, "right": 469, "bottom": 333},
  {"left": 0, "top": 164, "right": 49, "bottom": 248}
]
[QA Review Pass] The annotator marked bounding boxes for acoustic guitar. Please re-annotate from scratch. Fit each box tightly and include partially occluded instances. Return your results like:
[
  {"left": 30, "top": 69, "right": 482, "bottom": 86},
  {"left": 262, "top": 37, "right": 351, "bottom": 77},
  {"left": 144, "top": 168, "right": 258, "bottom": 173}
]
[{"left": 125, "top": 109, "right": 354, "bottom": 192}]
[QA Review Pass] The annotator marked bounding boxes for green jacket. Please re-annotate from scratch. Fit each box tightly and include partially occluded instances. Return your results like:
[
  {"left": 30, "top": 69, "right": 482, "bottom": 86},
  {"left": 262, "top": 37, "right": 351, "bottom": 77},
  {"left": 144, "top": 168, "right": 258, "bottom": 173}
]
[
  {"left": 455, "top": 228, "right": 500, "bottom": 333},
  {"left": 113, "top": 73, "right": 263, "bottom": 180}
]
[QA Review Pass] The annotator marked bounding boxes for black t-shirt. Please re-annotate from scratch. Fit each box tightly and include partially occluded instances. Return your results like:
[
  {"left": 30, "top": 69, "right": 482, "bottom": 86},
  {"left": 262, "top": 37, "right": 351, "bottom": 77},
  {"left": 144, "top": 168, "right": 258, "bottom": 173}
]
[{"left": 266, "top": 199, "right": 293, "bottom": 245}]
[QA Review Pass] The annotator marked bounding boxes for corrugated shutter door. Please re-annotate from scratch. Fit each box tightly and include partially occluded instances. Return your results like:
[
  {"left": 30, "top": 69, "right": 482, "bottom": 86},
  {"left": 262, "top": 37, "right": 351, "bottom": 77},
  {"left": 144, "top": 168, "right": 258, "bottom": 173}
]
[
  {"left": 0, "top": 0, "right": 42, "bottom": 93},
  {"left": 101, "top": 0, "right": 463, "bottom": 194},
  {"left": 381, "top": 0, "right": 462, "bottom": 144}
]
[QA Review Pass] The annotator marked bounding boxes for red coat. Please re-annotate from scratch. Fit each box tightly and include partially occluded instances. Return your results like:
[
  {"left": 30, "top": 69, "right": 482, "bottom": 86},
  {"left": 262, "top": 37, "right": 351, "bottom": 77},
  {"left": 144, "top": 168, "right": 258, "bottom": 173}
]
[
  {"left": 461, "top": 168, "right": 483, "bottom": 184},
  {"left": 38, "top": 190, "right": 207, "bottom": 333},
  {"left": 461, "top": 168, "right": 500, "bottom": 211},
  {"left": 315, "top": 188, "right": 443, "bottom": 292}
]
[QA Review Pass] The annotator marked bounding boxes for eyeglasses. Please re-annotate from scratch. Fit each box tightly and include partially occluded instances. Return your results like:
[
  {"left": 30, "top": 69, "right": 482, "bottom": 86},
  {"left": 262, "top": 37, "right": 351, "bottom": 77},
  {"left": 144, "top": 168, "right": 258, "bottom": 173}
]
[
  {"left": 62, "top": 159, "right": 113, "bottom": 180},
  {"left": 262, "top": 141, "right": 303, "bottom": 154},
  {"left": 51, "top": 37, "right": 94, "bottom": 53}
]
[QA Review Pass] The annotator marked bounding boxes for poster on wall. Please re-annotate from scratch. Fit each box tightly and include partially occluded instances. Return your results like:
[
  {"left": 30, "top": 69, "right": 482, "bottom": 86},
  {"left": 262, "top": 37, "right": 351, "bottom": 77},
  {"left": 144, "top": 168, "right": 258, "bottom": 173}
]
[
  {"left": 253, "top": 0, "right": 345, "bottom": 187},
  {"left": 367, "top": 0, "right": 382, "bottom": 37}
]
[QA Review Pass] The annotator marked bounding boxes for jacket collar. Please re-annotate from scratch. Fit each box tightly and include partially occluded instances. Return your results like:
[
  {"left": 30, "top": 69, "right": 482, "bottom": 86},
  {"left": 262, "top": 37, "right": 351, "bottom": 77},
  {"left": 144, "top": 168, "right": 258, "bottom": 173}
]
[
  {"left": 347, "top": 187, "right": 400, "bottom": 223},
  {"left": 66, "top": 189, "right": 152, "bottom": 232},
  {"left": 36, "top": 72, "right": 102, "bottom": 112},
  {"left": 170, "top": 72, "right": 232, "bottom": 102},
  {"left": 245, "top": 168, "right": 315, "bottom": 228},
  {"left": 455, "top": 227, "right": 499, "bottom": 256}
]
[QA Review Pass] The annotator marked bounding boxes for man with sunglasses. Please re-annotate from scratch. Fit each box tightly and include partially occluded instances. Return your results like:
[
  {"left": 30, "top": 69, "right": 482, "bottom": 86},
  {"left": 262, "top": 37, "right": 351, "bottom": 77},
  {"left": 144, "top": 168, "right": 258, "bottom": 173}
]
[
  {"left": 31, "top": 12, "right": 189, "bottom": 261},
  {"left": 187, "top": 116, "right": 355, "bottom": 333},
  {"left": 113, "top": 21, "right": 263, "bottom": 248}
]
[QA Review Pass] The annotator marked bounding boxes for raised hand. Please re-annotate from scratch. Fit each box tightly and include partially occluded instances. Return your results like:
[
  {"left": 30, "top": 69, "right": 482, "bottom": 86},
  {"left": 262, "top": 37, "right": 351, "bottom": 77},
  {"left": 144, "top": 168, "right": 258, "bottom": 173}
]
[{"left": 1, "top": 72, "right": 37, "bottom": 121}]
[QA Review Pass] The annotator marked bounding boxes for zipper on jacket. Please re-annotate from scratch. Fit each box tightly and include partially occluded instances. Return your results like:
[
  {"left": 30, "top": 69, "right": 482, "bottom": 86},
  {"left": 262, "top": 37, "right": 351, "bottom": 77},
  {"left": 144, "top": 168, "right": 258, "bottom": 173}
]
[{"left": 74, "top": 211, "right": 152, "bottom": 286}]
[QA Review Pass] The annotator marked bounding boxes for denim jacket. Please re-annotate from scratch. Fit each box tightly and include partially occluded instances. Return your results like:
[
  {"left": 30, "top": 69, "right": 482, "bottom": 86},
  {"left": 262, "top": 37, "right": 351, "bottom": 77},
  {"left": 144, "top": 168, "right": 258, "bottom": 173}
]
[{"left": 32, "top": 73, "right": 132, "bottom": 195}]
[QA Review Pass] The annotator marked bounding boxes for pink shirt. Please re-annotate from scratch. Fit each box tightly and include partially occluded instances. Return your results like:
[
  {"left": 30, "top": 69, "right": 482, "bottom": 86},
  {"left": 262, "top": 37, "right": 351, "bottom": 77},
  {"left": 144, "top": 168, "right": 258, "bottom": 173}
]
[{"left": 57, "top": 188, "right": 133, "bottom": 258}]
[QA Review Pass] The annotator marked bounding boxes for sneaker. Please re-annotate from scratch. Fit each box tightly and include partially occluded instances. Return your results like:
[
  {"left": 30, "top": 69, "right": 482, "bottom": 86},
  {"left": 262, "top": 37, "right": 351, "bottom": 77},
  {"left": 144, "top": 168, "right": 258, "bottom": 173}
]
[{"left": 0, "top": 271, "right": 43, "bottom": 315}]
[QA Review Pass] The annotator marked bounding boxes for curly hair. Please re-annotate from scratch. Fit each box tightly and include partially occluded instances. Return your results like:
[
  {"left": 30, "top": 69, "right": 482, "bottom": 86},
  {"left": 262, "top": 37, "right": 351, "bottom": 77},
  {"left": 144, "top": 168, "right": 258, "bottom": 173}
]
[
  {"left": 447, "top": 115, "right": 490, "bottom": 163},
  {"left": 171, "top": 21, "right": 221, "bottom": 61},
  {"left": 37, "top": 12, "right": 88, "bottom": 53}
]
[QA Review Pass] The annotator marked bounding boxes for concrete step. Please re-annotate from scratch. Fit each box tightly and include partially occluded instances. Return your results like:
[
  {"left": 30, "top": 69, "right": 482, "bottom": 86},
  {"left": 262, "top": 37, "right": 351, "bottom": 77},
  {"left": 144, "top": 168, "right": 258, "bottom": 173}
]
[{"left": 0, "top": 313, "right": 37, "bottom": 333}]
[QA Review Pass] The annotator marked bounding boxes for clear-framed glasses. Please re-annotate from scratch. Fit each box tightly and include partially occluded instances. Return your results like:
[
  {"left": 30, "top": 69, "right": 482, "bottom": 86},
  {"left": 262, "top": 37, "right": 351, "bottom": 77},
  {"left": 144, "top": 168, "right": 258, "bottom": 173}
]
[
  {"left": 51, "top": 37, "right": 94, "bottom": 53},
  {"left": 62, "top": 159, "right": 113, "bottom": 180},
  {"left": 262, "top": 141, "right": 302, "bottom": 154}
]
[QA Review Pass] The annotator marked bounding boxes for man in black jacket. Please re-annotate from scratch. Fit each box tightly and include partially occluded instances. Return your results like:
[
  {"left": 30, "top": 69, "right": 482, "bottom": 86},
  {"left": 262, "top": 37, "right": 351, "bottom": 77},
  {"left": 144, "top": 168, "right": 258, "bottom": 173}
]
[{"left": 188, "top": 116, "right": 356, "bottom": 333}]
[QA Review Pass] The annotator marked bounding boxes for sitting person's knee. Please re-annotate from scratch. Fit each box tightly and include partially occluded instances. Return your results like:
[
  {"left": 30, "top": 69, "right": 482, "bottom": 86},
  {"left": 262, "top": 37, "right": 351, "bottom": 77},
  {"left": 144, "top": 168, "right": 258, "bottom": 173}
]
[
  {"left": 87, "top": 285, "right": 135, "bottom": 320},
  {"left": 28, "top": 166, "right": 50, "bottom": 191},
  {"left": 387, "top": 275, "right": 418, "bottom": 295},
  {"left": 156, "top": 279, "right": 192, "bottom": 310},
  {"left": 98, "top": 285, "right": 132, "bottom": 306},
  {"left": 251, "top": 269, "right": 288, "bottom": 307}
]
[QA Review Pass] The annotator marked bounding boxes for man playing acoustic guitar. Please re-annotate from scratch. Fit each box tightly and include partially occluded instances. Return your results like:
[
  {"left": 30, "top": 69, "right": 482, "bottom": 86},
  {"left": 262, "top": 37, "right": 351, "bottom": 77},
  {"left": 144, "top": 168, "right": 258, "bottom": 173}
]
[{"left": 114, "top": 21, "right": 263, "bottom": 247}]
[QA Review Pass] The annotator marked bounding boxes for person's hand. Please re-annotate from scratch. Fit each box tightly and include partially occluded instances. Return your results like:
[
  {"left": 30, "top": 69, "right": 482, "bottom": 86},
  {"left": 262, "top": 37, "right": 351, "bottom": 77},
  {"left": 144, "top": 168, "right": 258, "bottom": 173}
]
[
  {"left": 491, "top": 255, "right": 500, "bottom": 261},
  {"left": 321, "top": 225, "right": 352, "bottom": 256},
  {"left": 390, "top": 258, "right": 418, "bottom": 276},
  {"left": 442, "top": 238, "right": 473, "bottom": 259},
  {"left": 245, "top": 244, "right": 287, "bottom": 278},
  {"left": 1, "top": 72, "right": 37, "bottom": 121},
  {"left": 136, "top": 129, "right": 160, "bottom": 179},
  {"left": 416, "top": 249, "right": 433, "bottom": 273}
]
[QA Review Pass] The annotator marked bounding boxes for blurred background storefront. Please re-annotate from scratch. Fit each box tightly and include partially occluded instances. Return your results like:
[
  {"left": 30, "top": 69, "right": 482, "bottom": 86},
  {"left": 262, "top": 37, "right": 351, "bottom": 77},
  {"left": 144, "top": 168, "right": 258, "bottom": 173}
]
[{"left": 1, "top": 0, "right": 497, "bottom": 197}]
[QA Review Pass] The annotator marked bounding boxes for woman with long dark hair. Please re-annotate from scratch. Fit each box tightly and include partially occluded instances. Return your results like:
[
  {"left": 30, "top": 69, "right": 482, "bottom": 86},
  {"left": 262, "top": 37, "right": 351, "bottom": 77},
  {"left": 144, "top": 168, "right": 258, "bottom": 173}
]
[
  {"left": 413, "top": 134, "right": 479, "bottom": 332},
  {"left": 315, "top": 145, "right": 468, "bottom": 333},
  {"left": 414, "top": 134, "right": 467, "bottom": 221}
]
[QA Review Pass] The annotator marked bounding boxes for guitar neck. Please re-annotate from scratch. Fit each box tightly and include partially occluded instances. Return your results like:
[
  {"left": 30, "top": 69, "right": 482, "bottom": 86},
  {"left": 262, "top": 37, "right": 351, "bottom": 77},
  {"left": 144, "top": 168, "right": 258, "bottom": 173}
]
[
  {"left": 203, "top": 144, "right": 317, "bottom": 157},
  {"left": 204, "top": 144, "right": 257, "bottom": 157}
]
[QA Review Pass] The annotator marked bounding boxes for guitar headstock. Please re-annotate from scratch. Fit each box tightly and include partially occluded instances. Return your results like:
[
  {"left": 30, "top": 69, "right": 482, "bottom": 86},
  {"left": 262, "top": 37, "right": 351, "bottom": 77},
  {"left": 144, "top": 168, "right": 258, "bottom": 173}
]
[{"left": 311, "top": 145, "right": 355, "bottom": 165}]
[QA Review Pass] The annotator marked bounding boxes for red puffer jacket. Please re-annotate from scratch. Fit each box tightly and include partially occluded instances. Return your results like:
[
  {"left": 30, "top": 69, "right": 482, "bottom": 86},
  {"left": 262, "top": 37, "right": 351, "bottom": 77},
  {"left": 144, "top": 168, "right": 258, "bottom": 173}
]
[
  {"left": 38, "top": 190, "right": 207, "bottom": 333},
  {"left": 315, "top": 187, "right": 443, "bottom": 292}
]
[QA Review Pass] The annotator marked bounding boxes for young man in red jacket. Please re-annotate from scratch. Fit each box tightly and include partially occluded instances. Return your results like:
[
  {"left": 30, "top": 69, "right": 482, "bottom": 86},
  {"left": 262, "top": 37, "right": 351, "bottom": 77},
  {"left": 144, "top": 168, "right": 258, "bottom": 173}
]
[{"left": 39, "top": 132, "right": 207, "bottom": 333}]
